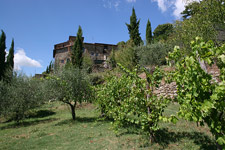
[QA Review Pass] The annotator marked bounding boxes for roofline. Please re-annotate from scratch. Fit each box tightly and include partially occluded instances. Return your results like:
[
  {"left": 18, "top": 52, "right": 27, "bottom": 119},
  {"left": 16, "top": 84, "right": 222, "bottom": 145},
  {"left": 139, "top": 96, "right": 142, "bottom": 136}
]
[{"left": 84, "top": 42, "right": 117, "bottom": 46}]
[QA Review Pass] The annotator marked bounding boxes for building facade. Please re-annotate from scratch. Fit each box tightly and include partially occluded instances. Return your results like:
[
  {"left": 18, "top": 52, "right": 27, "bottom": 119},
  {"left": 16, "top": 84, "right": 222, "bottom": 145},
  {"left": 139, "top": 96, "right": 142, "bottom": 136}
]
[{"left": 53, "top": 36, "right": 117, "bottom": 67}]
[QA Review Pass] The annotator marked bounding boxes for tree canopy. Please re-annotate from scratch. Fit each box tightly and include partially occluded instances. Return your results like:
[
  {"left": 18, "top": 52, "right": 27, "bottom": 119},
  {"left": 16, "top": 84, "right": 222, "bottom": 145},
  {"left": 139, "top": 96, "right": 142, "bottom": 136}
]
[{"left": 153, "top": 23, "right": 173, "bottom": 42}]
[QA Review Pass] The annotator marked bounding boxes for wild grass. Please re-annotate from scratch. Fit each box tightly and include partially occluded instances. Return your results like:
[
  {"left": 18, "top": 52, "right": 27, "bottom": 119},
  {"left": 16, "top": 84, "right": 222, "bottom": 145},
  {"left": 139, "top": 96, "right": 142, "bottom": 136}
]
[{"left": 0, "top": 102, "right": 216, "bottom": 150}]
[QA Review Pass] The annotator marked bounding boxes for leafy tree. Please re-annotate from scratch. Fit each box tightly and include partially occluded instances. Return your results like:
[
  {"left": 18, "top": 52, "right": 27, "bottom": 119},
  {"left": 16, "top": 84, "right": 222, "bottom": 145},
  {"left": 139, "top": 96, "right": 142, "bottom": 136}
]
[
  {"left": 181, "top": 1, "right": 200, "bottom": 20},
  {"left": 0, "top": 30, "right": 6, "bottom": 81},
  {"left": 126, "top": 7, "right": 143, "bottom": 46},
  {"left": 6, "top": 39, "right": 14, "bottom": 76},
  {"left": 146, "top": 19, "right": 153, "bottom": 45},
  {"left": 117, "top": 41, "right": 126, "bottom": 49},
  {"left": 46, "top": 67, "right": 93, "bottom": 120},
  {"left": 82, "top": 52, "right": 93, "bottom": 73},
  {"left": 137, "top": 43, "right": 173, "bottom": 67},
  {"left": 115, "top": 46, "right": 137, "bottom": 70},
  {"left": 153, "top": 23, "right": 173, "bottom": 42},
  {"left": 72, "top": 26, "right": 83, "bottom": 69},
  {"left": 173, "top": 0, "right": 225, "bottom": 52},
  {"left": 0, "top": 73, "right": 46, "bottom": 122}
]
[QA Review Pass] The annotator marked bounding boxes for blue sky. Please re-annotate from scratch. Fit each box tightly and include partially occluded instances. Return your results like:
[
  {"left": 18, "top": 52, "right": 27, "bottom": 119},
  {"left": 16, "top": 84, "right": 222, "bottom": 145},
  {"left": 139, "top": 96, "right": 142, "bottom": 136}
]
[{"left": 0, "top": 0, "right": 189, "bottom": 76}]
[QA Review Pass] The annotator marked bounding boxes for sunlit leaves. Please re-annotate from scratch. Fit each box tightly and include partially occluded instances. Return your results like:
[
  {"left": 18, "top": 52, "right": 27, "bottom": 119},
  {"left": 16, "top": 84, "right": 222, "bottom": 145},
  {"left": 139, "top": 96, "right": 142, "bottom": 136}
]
[{"left": 168, "top": 37, "right": 225, "bottom": 148}]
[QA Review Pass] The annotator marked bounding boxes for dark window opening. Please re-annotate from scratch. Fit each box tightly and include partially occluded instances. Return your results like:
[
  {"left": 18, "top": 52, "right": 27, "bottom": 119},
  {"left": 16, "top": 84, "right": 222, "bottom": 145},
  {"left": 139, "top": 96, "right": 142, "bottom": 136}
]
[{"left": 104, "top": 45, "right": 108, "bottom": 50}]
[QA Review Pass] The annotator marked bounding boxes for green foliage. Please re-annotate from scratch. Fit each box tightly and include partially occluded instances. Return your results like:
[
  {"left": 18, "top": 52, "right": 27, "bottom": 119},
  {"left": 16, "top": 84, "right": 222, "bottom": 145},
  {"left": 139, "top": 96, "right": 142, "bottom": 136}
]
[
  {"left": 82, "top": 52, "right": 93, "bottom": 73},
  {"left": 181, "top": 1, "right": 200, "bottom": 20},
  {"left": 126, "top": 7, "right": 143, "bottom": 46},
  {"left": 45, "top": 67, "right": 93, "bottom": 120},
  {"left": 117, "top": 41, "right": 126, "bottom": 49},
  {"left": 45, "top": 61, "right": 54, "bottom": 75},
  {"left": 72, "top": 26, "right": 83, "bottom": 69},
  {"left": 168, "top": 37, "right": 225, "bottom": 149},
  {"left": 0, "top": 73, "right": 46, "bottom": 122},
  {"left": 172, "top": 0, "right": 225, "bottom": 52},
  {"left": 0, "top": 30, "right": 6, "bottom": 81},
  {"left": 146, "top": 19, "right": 153, "bottom": 45},
  {"left": 153, "top": 23, "right": 173, "bottom": 42},
  {"left": 137, "top": 42, "right": 173, "bottom": 67},
  {"left": 108, "top": 49, "right": 116, "bottom": 69},
  {"left": 96, "top": 63, "right": 175, "bottom": 142},
  {"left": 6, "top": 39, "right": 14, "bottom": 77},
  {"left": 115, "top": 46, "right": 138, "bottom": 70}
]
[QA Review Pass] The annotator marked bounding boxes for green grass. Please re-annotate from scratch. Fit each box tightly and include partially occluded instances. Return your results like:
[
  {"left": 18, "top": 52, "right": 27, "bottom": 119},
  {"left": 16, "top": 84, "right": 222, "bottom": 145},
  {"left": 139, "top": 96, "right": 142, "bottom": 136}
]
[{"left": 0, "top": 102, "right": 217, "bottom": 150}]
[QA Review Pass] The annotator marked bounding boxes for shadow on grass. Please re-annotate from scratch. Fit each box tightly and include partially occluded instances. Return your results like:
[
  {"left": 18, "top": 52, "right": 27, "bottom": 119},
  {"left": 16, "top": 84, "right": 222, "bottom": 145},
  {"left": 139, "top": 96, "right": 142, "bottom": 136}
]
[
  {"left": 27, "top": 110, "right": 56, "bottom": 119},
  {"left": 55, "top": 116, "right": 98, "bottom": 126},
  {"left": 0, "top": 118, "right": 58, "bottom": 130},
  {"left": 139, "top": 128, "right": 216, "bottom": 150}
]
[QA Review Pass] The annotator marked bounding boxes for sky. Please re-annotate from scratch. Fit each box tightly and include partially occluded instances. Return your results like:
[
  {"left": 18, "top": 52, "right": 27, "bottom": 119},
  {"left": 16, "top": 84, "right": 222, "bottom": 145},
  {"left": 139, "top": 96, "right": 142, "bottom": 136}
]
[{"left": 0, "top": 0, "right": 191, "bottom": 76}]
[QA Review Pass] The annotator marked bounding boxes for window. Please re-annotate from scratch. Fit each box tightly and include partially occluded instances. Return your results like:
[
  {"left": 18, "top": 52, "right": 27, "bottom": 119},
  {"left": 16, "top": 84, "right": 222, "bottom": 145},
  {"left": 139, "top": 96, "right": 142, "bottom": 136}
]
[
  {"left": 104, "top": 45, "right": 108, "bottom": 50},
  {"left": 61, "top": 60, "right": 64, "bottom": 63},
  {"left": 67, "top": 58, "right": 70, "bottom": 63},
  {"left": 96, "top": 53, "right": 98, "bottom": 56},
  {"left": 91, "top": 52, "right": 94, "bottom": 56}
]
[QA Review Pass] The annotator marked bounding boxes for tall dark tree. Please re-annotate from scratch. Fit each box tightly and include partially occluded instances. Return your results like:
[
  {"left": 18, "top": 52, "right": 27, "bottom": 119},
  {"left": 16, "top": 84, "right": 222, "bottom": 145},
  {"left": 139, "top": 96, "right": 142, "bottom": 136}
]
[
  {"left": 0, "top": 30, "right": 6, "bottom": 80},
  {"left": 71, "top": 26, "right": 83, "bottom": 69},
  {"left": 146, "top": 19, "right": 153, "bottom": 45},
  {"left": 6, "top": 39, "right": 14, "bottom": 71},
  {"left": 126, "top": 7, "right": 143, "bottom": 46}
]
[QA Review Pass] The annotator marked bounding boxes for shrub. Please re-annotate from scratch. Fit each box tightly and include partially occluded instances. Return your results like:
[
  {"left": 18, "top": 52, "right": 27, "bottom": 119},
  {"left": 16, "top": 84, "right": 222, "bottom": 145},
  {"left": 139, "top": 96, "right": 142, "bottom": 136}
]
[
  {"left": 0, "top": 73, "right": 46, "bottom": 122},
  {"left": 137, "top": 42, "right": 173, "bottom": 67}
]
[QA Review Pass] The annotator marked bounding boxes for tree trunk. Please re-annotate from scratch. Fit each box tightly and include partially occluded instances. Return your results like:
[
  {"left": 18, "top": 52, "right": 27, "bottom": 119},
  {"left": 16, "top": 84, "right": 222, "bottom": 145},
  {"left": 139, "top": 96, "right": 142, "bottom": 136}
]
[{"left": 69, "top": 103, "right": 76, "bottom": 120}]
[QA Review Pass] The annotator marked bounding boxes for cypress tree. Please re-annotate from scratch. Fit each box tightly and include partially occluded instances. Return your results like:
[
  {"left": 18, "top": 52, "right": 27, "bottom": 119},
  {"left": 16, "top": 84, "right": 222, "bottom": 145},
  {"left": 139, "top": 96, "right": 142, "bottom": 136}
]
[
  {"left": 0, "top": 30, "right": 6, "bottom": 80},
  {"left": 46, "top": 66, "right": 49, "bottom": 74},
  {"left": 6, "top": 39, "right": 14, "bottom": 71},
  {"left": 146, "top": 19, "right": 153, "bottom": 45},
  {"left": 72, "top": 26, "right": 83, "bottom": 69},
  {"left": 126, "top": 7, "right": 143, "bottom": 46}
]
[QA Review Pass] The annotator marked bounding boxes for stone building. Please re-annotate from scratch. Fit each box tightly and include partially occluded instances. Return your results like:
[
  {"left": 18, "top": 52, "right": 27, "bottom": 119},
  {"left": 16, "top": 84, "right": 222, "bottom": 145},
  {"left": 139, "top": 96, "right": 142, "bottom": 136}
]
[{"left": 53, "top": 36, "right": 117, "bottom": 67}]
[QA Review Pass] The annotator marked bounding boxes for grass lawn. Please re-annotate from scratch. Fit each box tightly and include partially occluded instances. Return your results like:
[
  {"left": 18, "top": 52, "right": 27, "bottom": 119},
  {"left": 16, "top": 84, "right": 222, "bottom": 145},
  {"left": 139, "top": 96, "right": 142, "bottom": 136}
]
[{"left": 0, "top": 102, "right": 217, "bottom": 150}]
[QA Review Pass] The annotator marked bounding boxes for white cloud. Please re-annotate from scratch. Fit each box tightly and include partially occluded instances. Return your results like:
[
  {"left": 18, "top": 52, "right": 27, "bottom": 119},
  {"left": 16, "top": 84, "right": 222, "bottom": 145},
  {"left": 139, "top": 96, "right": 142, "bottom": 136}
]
[
  {"left": 14, "top": 48, "right": 42, "bottom": 71},
  {"left": 173, "top": 0, "right": 187, "bottom": 18},
  {"left": 126, "top": 0, "right": 136, "bottom": 2},
  {"left": 151, "top": 0, "right": 199, "bottom": 18},
  {"left": 152, "top": 0, "right": 168, "bottom": 12},
  {"left": 114, "top": 1, "right": 121, "bottom": 10},
  {"left": 103, "top": 0, "right": 121, "bottom": 10}
]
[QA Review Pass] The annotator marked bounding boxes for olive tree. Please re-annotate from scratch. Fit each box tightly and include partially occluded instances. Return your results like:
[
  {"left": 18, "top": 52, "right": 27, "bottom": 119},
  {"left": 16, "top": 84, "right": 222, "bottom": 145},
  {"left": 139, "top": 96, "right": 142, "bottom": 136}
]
[
  {"left": 46, "top": 67, "right": 93, "bottom": 120},
  {"left": 0, "top": 72, "right": 46, "bottom": 122}
]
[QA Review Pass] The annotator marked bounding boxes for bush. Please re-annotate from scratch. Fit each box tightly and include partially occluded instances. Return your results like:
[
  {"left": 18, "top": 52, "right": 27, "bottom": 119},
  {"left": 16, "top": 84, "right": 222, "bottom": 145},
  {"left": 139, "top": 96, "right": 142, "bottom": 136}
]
[
  {"left": 82, "top": 53, "right": 94, "bottom": 73},
  {"left": 0, "top": 73, "right": 46, "bottom": 122},
  {"left": 137, "top": 43, "right": 173, "bottom": 67}
]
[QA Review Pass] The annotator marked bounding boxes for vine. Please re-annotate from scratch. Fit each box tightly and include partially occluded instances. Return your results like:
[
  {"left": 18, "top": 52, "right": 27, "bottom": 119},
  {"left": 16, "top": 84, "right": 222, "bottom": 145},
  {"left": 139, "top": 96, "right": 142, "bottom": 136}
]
[
  {"left": 168, "top": 37, "right": 225, "bottom": 149},
  {"left": 97, "top": 64, "right": 177, "bottom": 143}
]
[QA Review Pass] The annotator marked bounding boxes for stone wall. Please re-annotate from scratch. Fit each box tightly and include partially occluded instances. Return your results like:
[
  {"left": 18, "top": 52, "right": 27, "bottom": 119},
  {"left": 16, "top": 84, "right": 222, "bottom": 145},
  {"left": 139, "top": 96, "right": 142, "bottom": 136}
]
[{"left": 143, "top": 65, "right": 221, "bottom": 99}]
